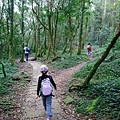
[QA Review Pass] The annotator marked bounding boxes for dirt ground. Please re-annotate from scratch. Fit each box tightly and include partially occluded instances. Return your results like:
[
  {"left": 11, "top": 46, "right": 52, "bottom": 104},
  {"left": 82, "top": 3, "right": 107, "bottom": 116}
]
[{"left": 0, "top": 58, "right": 86, "bottom": 120}]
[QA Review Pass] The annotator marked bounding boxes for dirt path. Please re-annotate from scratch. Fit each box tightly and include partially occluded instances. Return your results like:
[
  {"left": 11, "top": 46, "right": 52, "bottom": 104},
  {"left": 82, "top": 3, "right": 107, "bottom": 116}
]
[
  {"left": 21, "top": 59, "right": 85, "bottom": 120},
  {"left": 22, "top": 61, "right": 64, "bottom": 120}
]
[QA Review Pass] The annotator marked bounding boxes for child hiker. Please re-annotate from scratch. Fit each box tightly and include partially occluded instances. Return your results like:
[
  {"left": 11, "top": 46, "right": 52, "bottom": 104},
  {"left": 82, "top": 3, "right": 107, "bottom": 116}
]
[{"left": 36, "top": 65, "right": 57, "bottom": 120}]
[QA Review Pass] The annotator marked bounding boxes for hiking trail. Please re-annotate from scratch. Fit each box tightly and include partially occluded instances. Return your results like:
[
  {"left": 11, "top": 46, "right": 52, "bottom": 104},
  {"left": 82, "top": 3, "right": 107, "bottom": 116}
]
[
  {"left": 22, "top": 61, "right": 64, "bottom": 120},
  {"left": 21, "top": 59, "right": 85, "bottom": 120}
]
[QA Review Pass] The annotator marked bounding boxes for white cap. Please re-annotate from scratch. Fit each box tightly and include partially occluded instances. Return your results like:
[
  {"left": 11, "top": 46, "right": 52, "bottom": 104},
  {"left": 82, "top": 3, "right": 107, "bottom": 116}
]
[{"left": 40, "top": 65, "right": 48, "bottom": 73}]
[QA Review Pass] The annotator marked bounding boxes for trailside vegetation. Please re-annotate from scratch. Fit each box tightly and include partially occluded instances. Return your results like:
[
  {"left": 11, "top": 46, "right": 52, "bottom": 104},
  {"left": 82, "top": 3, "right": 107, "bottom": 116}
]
[
  {"left": 70, "top": 38, "right": 120, "bottom": 119},
  {"left": 0, "top": 62, "right": 31, "bottom": 113}
]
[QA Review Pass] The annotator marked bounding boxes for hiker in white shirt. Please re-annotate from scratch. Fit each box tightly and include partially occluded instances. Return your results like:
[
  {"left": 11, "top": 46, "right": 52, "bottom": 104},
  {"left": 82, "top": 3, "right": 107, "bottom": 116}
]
[{"left": 23, "top": 45, "right": 30, "bottom": 61}]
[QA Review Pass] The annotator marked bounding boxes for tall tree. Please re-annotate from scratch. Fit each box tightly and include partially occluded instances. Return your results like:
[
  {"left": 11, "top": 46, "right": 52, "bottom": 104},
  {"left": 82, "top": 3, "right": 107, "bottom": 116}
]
[
  {"left": 9, "top": 0, "right": 14, "bottom": 65},
  {"left": 99, "top": 0, "right": 107, "bottom": 47},
  {"left": 20, "top": 0, "right": 25, "bottom": 62},
  {"left": 0, "top": 0, "right": 5, "bottom": 60},
  {"left": 77, "top": 0, "right": 85, "bottom": 55}
]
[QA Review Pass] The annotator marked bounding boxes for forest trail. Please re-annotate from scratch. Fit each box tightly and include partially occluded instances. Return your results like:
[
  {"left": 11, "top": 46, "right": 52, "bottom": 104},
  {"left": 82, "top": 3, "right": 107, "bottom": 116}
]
[
  {"left": 22, "top": 58, "right": 85, "bottom": 120},
  {"left": 22, "top": 60, "right": 64, "bottom": 120}
]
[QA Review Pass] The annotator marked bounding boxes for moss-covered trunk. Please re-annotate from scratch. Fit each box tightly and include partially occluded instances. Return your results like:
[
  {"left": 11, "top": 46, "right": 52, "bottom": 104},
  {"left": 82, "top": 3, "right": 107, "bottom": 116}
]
[{"left": 84, "top": 30, "right": 120, "bottom": 86}]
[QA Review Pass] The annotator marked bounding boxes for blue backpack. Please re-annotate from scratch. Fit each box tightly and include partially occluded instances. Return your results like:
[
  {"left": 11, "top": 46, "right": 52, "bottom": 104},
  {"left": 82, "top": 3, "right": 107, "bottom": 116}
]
[{"left": 26, "top": 47, "right": 29, "bottom": 52}]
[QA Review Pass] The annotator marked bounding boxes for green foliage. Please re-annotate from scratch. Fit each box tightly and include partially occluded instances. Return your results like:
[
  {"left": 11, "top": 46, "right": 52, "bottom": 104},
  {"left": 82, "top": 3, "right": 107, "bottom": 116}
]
[{"left": 86, "top": 97, "right": 99, "bottom": 112}]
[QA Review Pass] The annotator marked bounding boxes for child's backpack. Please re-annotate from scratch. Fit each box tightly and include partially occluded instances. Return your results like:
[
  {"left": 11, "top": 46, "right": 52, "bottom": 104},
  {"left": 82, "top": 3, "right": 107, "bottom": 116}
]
[
  {"left": 41, "top": 78, "right": 52, "bottom": 96},
  {"left": 87, "top": 45, "right": 91, "bottom": 50}
]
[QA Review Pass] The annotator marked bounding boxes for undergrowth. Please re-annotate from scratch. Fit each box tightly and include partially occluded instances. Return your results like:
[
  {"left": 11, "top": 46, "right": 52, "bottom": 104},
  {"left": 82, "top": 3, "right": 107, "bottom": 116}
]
[
  {"left": 71, "top": 45, "right": 120, "bottom": 119},
  {"left": 72, "top": 79, "right": 120, "bottom": 119},
  {"left": 51, "top": 53, "right": 87, "bottom": 69},
  {"left": 0, "top": 62, "right": 18, "bottom": 96},
  {"left": 40, "top": 50, "right": 88, "bottom": 69},
  {"left": 0, "top": 62, "right": 31, "bottom": 111}
]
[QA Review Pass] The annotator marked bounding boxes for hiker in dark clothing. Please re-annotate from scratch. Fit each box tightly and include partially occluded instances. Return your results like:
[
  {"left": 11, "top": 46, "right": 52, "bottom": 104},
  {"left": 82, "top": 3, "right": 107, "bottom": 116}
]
[
  {"left": 36, "top": 65, "right": 57, "bottom": 120},
  {"left": 23, "top": 45, "right": 30, "bottom": 61}
]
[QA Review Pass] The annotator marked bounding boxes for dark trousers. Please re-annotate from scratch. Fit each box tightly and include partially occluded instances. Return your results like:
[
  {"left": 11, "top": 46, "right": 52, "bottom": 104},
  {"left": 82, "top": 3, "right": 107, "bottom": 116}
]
[{"left": 25, "top": 53, "right": 29, "bottom": 61}]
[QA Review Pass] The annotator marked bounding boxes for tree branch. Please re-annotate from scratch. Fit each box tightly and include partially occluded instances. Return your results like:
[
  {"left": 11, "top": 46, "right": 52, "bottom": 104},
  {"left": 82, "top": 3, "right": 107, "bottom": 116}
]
[{"left": 32, "top": 8, "right": 48, "bottom": 30}]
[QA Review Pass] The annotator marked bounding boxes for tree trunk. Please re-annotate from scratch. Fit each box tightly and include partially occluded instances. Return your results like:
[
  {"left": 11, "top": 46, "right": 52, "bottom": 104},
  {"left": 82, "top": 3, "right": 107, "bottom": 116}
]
[
  {"left": 62, "top": 38, "right": 68, "bottom": 54},
  {"left": 44, "top": 27, "right": 47, "bottom": 55},
  {"left": 0, "top": 62, "right": 6, "bottom": 78},
  {"left": 0, "top": 1, "right": 4, "bottom": 60},
  {"left": 0, "top": 43, "right": 2, "bottom": 60},
  {"left": 36, "top": 22, "right": 41, "bottom": 58},
  {"left": 77, "top": 0, "right": 85, "bottom": 55},
  {"left": 46, "top": 12, "right": 52, "bottom": 60},
  {"left": 53, "top": 8, "right": 59, "bottom": 57},
  {"left": 68, "top": 13, "right": 73, "bottom": 56},
  {"left": 83, "top": 16, "right": 89, "bottom": 49},
  {"left": 20, "top": 0, "right": 25, "bottom": 62},
  {"left": 36, "top": 4, "right": 41, "bottom": 58},
  {"left": 83, "top": 29, "right": 120, "bottom": 86},
  {"left": 99, "top": 0, "right": 107, "bottom": 47},
  {"left": 9, "top": 0, "right": 14, "bottom": 65}
]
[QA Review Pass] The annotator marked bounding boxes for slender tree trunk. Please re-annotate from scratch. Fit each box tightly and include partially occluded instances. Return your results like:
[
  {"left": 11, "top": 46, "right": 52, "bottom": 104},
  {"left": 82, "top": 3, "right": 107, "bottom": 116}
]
[
  {"left": 44, "top": 27, "right": 47, "bottom": 55},
  {"left": 7, "top": 0, "right": 10, "bottom": 58},
  {"left": 36, "top": 22, "right": 40, "bottom": 58},
  {"left": 62, "top": 26, "right": 69, "bottom": 54},
  {"left": 68, "top": 13, "right": 73, "bottom": 56},
  {"left": 0, "top": 42, "right": 2, "bottom": 60},
  {"left": 20, "top": 0, "right": 25, "bottom": 62},
  {"left": 0, "top": 62, "right": 6, "bottom": 78},
  {"left": 77, "top": 0, "right": 85, "bottom": 55},
  {"left": 9, "top": 0, "right": 14, "bottom": 65},
  {"left": 83, "top": 29, "right": 120, "bottom": 86},
  {"left": 99, "top": 0, "right": 107, "bottom": 47},
  {"left": 62, "top": 38, "right": 68, "bottom": 54},
  {"left": 0, "top": 1, "right": 4, "bottom": 60},
  {"left": 53, "top": 8, "right": 59, "bottom": 57},
  {"left": 47, "top": 13, "right": 52, "bottom": 60},
  {"left": 36, "top": 4, "right": 41, "bottom": 58},
  {"left": 83, "top": 15, "right": 89, "bottom": 49}
]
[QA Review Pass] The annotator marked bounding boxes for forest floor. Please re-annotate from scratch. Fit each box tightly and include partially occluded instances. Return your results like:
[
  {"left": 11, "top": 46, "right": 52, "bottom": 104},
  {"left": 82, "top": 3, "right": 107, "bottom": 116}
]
[{"left": 0, "top": 56, "right": 88, "bottom": 120}]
